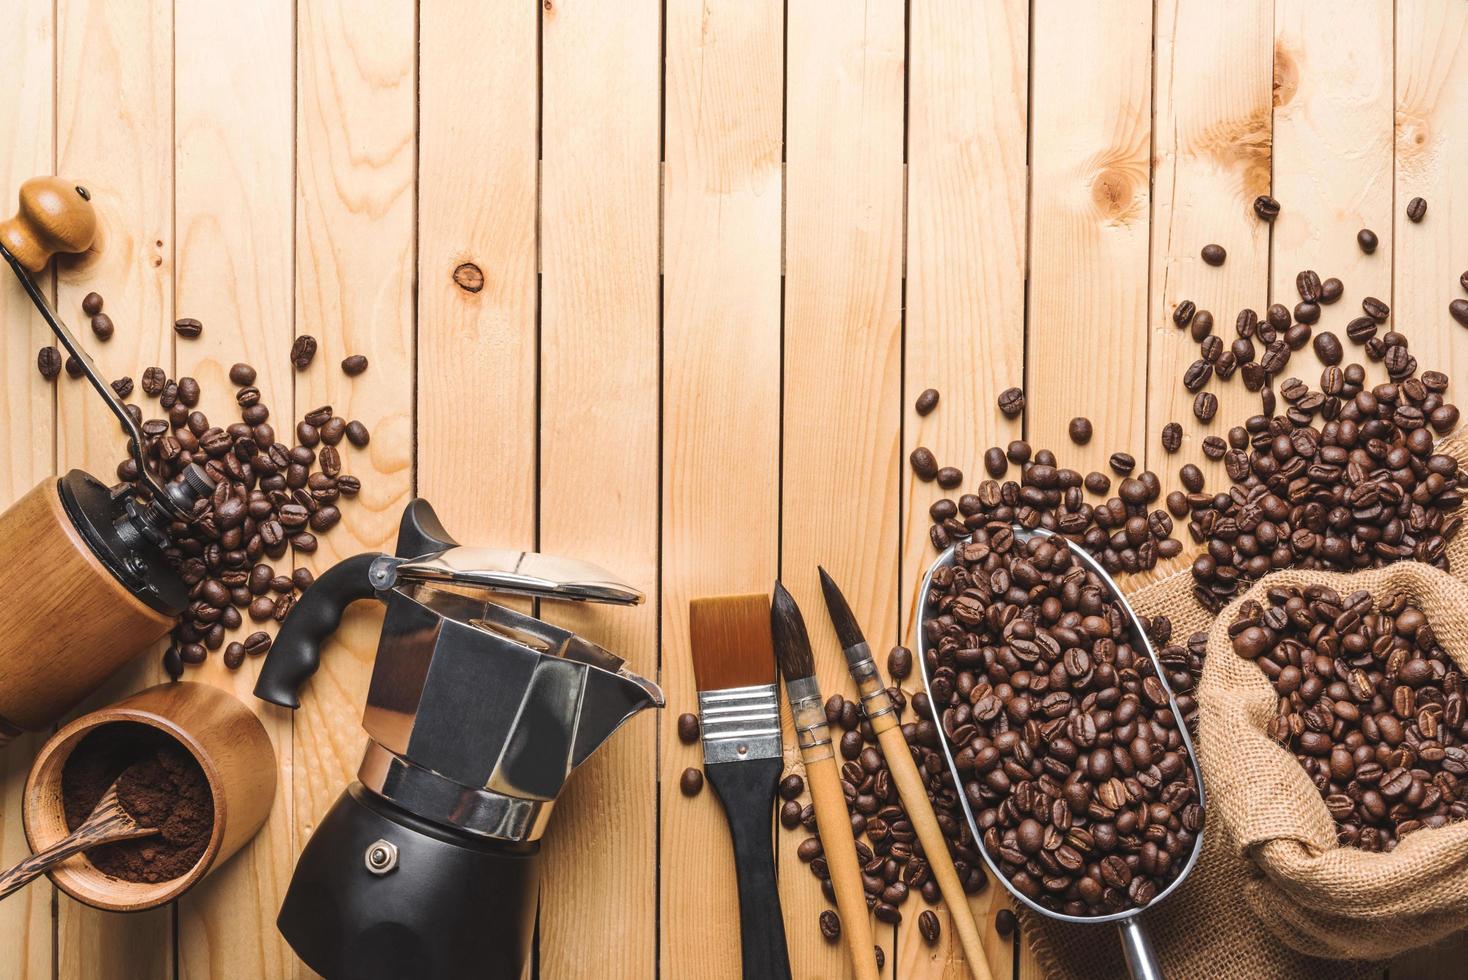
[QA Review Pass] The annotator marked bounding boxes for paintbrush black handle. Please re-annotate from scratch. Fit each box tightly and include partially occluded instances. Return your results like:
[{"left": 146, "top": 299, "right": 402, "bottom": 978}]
[{"left": 705, "top": 757, "right": 792, "bottom": 980}]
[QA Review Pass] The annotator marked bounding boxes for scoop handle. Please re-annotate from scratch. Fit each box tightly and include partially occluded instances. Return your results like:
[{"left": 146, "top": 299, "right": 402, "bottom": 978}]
[
  {"left": 1118, "top": 916, "right": 1164, "bottom": 980},
  {"left": 0, "top": 787, "right": 155, "bottom": 901},
  {"left": 0, "top": 177, "right": 97, "bottom": 272}
]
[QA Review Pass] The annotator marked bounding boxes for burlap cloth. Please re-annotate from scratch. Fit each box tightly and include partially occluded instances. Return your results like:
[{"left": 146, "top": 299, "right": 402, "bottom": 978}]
[{"left": 1023, "top": 432, "right": 1468, "bottom": 979}]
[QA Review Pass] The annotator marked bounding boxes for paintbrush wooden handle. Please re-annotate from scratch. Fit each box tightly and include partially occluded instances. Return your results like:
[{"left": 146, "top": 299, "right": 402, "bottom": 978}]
[
  {"left": 705, "top": 757, "right": 792, "bottom": 980},
  {"left": 873, "top": 721, "right": 994, "bottom": 980},
  {"left": 803, "top": 752, "right": 879, "bottom": 980}
]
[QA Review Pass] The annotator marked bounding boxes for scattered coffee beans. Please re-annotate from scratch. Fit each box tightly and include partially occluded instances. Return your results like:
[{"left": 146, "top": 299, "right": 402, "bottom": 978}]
[
  {"left": 341, "top": 354, "right": 369, "bottom": 377},
  {"left": 1201, "top": 244, "right": 1226, "bottom": 266},
  {"left": 36, "top": 346, "right": 61, "bottom": 380},
  {"left": 780, "top": 774, "right": 805, "bottom": 800},
  {"left": 918, "top": 909, "right": 941, "bottom": 944},
  {"left": 679, "top": 767, "right": 704, "bottom": 797},
  {"left": 1069, "top": 417, "right": 1093, "bottom": 445},
  {"left": 998, "top": 387, "right": 1026, "bottom": 418},
  {"left": 1231, "top": 587, "right": 1467, "bottom": 851},
  {"left": 676, "top": 712, "right": 700, "bottom": 744},
  {"left": 81, "top": 291, "right": 104, "bottom": 316},
  {"left": 916, "top": 388, "right": 940, "bottom": 416},
  {"left": 173, "top": 317, "right": 203, "bottom": 339},
  {"left": 911, "top": 447, "right": 939, "bottom": 481},
  {"left": 1161, "top": 422, "right": 1182, "bottom": 454},
  {"left": 90, "top": 313, "right": 114, "bottom": 341},
  {"left": 1253, "top": 195, "right": 1280, "bottom": 221},
  {"left": 1407, "top": 196, "right": 1427, "bottom": 223},
  {"left": 819, "top": 909, "right": 841, "bottom": 941},
  {"left": 920, "top": 526, "right": 1202, "bottom": 916},
  {"left": 290, "top": 335, "right": 318, "bottom": 369},
  {"left": 995, "top": 908, "right": 1019, "bottom": 939},
  {"left": 1357, "top": 229, "right": 1378, "bottom": 254},
  {"left": 937, "top": 466, "right": 963, "bottom": 490},
  {"left": 1450, "top": 299, "right": 1468, "bottom": 328}
]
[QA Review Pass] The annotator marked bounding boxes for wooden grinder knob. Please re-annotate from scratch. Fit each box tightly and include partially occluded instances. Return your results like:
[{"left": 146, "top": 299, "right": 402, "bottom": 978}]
[{"left": 0, "top": 177, "right": 97, "bottom": 272}]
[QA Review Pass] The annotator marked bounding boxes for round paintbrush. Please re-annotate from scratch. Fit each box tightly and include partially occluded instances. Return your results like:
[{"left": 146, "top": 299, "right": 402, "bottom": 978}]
[
  {"left": 770, "top": 582, "right": 879, "bottom": 980},
  {"left": 817, "top": 567, "right": 996, "bottom": 980}
]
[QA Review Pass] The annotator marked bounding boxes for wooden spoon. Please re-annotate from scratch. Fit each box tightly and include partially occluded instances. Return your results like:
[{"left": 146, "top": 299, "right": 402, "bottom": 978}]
[{"left": 0, "top": 778, "right": 158, "bottom": 900}]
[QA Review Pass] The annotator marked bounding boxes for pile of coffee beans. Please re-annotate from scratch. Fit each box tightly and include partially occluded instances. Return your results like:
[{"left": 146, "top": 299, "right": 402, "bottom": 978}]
[
  {"left": 114, "top": 363, "right": 368, "bottom": 675},
  {"left": 1183, "top": 367, "right": 1464, "bottom": 612},
  {"left": 920, "top": 524, "right": 1203, "bottom": 916},
  {"left": 925, "top": 442, "right": 1184, "bottom": 576},
  {"left": 785, "top": 681, "right": 987, "bottom": 934},
  {"left": 1230, "top": 585, "right": 1468, "bottom": 851}
]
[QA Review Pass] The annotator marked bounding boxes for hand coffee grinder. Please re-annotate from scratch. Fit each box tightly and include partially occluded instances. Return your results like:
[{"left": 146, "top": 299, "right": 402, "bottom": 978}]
[
  {"left": 0, "top": 176, "right": 213, "bottom": 742},
  {"left": 254, "top": 499, "right": 663, "bottom": 980}
]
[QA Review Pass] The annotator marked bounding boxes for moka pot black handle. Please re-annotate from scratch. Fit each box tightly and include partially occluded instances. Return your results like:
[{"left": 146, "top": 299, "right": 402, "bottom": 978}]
[{"left": 253, "top": 552, "right": 380, "bottom": 708}]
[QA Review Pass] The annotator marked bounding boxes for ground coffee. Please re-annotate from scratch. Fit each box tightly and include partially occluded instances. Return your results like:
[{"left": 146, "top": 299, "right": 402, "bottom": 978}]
[{"left": 61, "top": 723, "right": 213, "bottom": 883}]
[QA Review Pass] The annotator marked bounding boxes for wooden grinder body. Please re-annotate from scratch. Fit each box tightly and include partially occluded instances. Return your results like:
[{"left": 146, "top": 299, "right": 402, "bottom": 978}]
[{"left": 0, "top": 479, "right": 174, "bottom": 735}]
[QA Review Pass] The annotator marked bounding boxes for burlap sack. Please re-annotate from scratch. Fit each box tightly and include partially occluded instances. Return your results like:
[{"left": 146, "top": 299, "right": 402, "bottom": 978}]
[{"left": 1017, "top": 431, "right": 1468, "bottom": 978}]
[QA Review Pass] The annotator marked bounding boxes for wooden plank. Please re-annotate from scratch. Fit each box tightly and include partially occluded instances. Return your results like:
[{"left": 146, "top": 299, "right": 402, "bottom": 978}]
[
  {"left": 537, "top": 2, "right": 661, "bottom": 977},
  {"left": 1389, "top": 6, "right": 1468, "bottom": 972},
  {"left": 1027, "top": 0, "right": 1152, "bottom": 477},
  {"left": 660, "top": 1, "right": 783, "bottom": 976},
  {"left": 1271, "top": 0, "right": 1393, "bottom": 390},
  {"left": 0, "top": 1, "right": 56, "bottom": 976},
  {"left": 1393, "top": 0, "right": 1468, "bottom": 387},
  {"left": 172, "top": 1, "right": 295, "bottom": 977},
  {"left": 292, "top": 6, "right": 415, "bottom": 979},
  {"left": 784, "top": 1, "right": 904, "bottom": 976},
  {"left": 1147, "top": 0, "right": 1272, "bottom": 504},
  {"left": 54, "top": 0, "right": 174, "bottom": 974},
  {"left": 417, "top": 0, "right": 538, "bottom": 549},
  {"left": 902, "top": 1, "right": 1027, "bottom": 977}
]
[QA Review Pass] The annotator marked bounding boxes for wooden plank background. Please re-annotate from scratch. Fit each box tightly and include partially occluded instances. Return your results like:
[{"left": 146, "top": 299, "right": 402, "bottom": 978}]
[{"left": 2, "top": 1, "right": 1468, "bottom": 977}]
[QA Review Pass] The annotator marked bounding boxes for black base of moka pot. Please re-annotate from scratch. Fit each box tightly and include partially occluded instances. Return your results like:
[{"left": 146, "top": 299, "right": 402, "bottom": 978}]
[{"left": 278, "top": 783, "right": 540, "bottom": 980}]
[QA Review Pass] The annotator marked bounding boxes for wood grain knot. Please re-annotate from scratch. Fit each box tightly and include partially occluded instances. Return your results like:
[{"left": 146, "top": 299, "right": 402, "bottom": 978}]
[
  {"left": 452, "top": 262, "right": 484, "bottom": 293},
  {"left": 1091, "top": 167, "right": 1138, "bottom": 221},
  {"left": 1273, "top": 42, "right": 1299, "bottom": 108}
]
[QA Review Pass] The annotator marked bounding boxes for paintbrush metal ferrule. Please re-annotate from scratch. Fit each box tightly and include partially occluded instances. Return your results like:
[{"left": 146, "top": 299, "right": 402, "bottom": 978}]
[
  {"left": 781, "top": 674, "right": 832, "bottom": 753},
  {"left": 841, "top": 641, "right": 896, "bottom": 721},
  {"left": 698, "top": 682, "right": 782, "bottom": 764}
]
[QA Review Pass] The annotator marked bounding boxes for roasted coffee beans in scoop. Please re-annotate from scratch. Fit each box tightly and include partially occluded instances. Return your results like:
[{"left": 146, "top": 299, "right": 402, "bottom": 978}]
[{"left": 920, "top": 524, "right": 1203, "bottom": 916}]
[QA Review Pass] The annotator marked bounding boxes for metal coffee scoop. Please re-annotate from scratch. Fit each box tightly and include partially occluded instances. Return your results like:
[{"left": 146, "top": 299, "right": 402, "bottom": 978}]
[{"left": 916, "top": 527, "right": 1205, "bottom": 980}]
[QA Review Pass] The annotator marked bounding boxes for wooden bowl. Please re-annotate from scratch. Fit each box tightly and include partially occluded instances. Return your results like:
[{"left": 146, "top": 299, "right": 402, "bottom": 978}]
[{"left": 22, "top": 682, "right": 275, "bottom": 911}]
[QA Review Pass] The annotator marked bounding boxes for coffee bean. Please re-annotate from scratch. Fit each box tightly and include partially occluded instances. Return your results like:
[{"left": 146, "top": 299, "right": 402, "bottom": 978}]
[
  {"left": 781, "top": 799, "right": 803, "bottom": 830},
  {"left": 1312, "top": 331, "right": 1343, "bottom": 365},
  {"left": 1183, "top": 359, "right": 1213, "bottom": 392},
  {"left": 1253, "top": 195, "right": 1280, "bottom": 221},
  {"left": 1293, "top": 301, "right": 1319, "bottom": 326},
  {"left": 995, "top": 908, "right": 1018, "bottom": 938},
  {"left": 341, "top": 354, "right": 369, "bottom": 376},
  {"left": 918, "top": 909, "right": 940, "bottom": 943},
  {"left": 819, "top": 910, "right": 840, "bottom": 942},
  {"left": 63, "top": 355, "right": 83, "bottom": 379},
  {"left": 1201, "top": 436, "right": 1226, "bottom": 460},
  {"left": 1320, "top": 278, "right": 1343, "bottom": 305},
  {"left": 228, "top": 362, "right": 256, "bottom": 386},
  {"left": 319, "top": 417, "right": 346, "bottom": 445},
  {"left": 82, "top": 291, "right": 103, "bottom": 315},
  {"left": 997, "top": 387, "right": 1025, "bottom": 418},
  {"left": 1190, "top": 310, "right": 1214, "bottom": 343},
  {"left": 1193, "top": 391, "right": 1218, "bottom": 422},
  {"left": 910, "top": 447, "right": 939, "bottom": 481},
  {"left": 679, "top": 767, "right": 704, "bottom": 797},
  {"left": 1161, "top": 422, "right": 1182, "bottom": 453},
  {"left": 1201, "top": 244, "right": 1226, "bottom": 266},
  {"left": 173, "top": 317, "right": 203, "bottom": 338},
  {"left": 1172, "top": 300, "right": 1196, "bottom": 328},
  {"left": 1297, "top": 270, "right": 1321, "bottom": 302},
  {"left": 1407, "top": 196, "right": 1427, "bottom": 222},
  {"left": 177, "top": 377, "right": 201, "bottom": 407},
  {"left": 780, "top": 774, "right": 805, "bottom": 800},
  {"left": 936, "top": 466, "right": 963, "bottom": 490},
  {"left": 1451, "top": 299, "right": 1468, "bottom": 328},
  {"left": 874, "top": 947, "right": 885, "bottom": 971},
  {"left": 345, "top": 420, "right": 370, "bottom": 447},
  {"left": 90, "top": 313, "right": 114, "bottom": 341},
  {"left": 676, "top": 713, "right": 699, "bottom": 744},
  {"left": 915, "top": 388, "right": 940, "bottom": 416},
  {"left": 1345, "top": 316, "right": 1378, "bottom": 343},
  {"left": 1084, "top": 471, "right": 1111, "bottom": 495},
  {"left": 163, "top": 645, "right": 184, "bottom": 678},
  {"left": 1068, "top": 417, "right": 1093, "bottom": 445},
  {"left": 1357, "top": 228, "right": 1378, "bottom": 253},
  {"left": 984, "top": 447, "right": 1007, "bottom": 478},
  {"left": 36, "top": 347, "right": 61, "bottom": 380},
  {"left": 291, "top": 335, "right": 318, "bottom": 369},
  {"left": 1362, "top": 296, "right": 1390, "bottom": 322},
  {"left": 1109, "top": 452, "right": 1135, "bottom": 476},
  {"left": 1179, "top": 464, "right": 1204, "bottom": 493},
  {"left": 887, "top": 646, "right": 912, "bottom": 680},
  {"left": 223, "top": 642, "right": 246, "bottom": 670}
]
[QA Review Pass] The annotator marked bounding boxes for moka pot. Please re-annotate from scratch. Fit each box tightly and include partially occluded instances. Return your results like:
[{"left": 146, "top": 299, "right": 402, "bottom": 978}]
[{"left": 254, "top": 499, "right": 662, "bottom": 980}]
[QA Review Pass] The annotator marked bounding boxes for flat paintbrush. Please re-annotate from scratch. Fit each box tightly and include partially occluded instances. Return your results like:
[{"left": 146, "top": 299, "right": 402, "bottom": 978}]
[
  {"left": 817, "top": 567, "right": 995, "bottom": 980},
  {"left": 770, "top": 582, "right": 879, "bottom": 980},
  {"left": 690, "top": 594, "right": 793, "bottom": 980}
]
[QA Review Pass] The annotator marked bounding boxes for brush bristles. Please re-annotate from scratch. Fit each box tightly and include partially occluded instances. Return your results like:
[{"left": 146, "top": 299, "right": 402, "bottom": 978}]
[
  {"left": 689, "top": 594, "right": 776, "bottom": 692},
  {"left": 817, "top": 566, "right": 866, "bottom": 650},
  {"left": 770, "top": 581, "right": 816, "bottom": 682}
]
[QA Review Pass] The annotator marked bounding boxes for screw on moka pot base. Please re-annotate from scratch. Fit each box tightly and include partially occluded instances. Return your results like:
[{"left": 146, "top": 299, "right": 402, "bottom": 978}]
[{"left": 258, "top": 500, "right": 663, "bottom": 980}]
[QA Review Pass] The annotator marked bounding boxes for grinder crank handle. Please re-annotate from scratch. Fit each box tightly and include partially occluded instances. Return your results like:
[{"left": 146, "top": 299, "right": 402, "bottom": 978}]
[
  {"left": 253, "top": 552, "right": 380, "bottom": 709},
  {"left": 0, "top": 177, "right": 188, "bottom": 519}
]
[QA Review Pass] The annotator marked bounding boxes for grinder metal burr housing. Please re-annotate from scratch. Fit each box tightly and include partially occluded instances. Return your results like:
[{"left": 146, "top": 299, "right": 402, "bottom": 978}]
[{"left": 255, "top": 500, "right": 663, "bottom": 980}]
